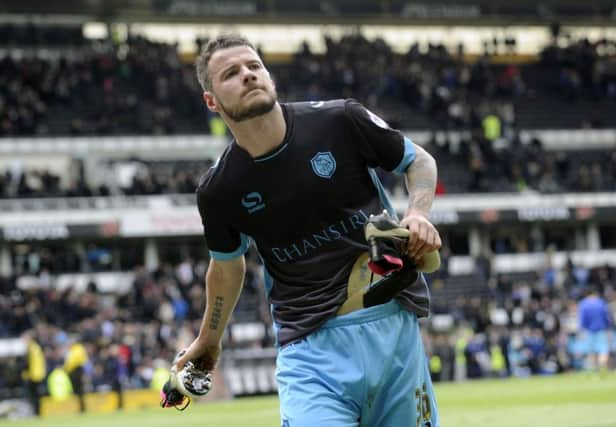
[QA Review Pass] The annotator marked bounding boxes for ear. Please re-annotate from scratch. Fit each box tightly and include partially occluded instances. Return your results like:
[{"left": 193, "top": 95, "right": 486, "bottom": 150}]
[{"left": 203, "top": 91, "right": 218, "bottom": 112}]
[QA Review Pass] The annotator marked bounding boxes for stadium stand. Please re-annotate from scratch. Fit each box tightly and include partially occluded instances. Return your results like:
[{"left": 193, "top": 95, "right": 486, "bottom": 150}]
[
  {"left": 0, "top": 142, "right": 615, "bottom": 198},
  {"left": 1, "top": 4, "right": 615, "bottom": 418},
  {"left": 2, "top": 34, "right": 616, "bottom": 137}
]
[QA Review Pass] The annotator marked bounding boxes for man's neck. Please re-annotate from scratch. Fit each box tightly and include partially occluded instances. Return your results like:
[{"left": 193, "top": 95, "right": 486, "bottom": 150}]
[{"left": 229, "top": 103, "right": 286, "bottom": 158}]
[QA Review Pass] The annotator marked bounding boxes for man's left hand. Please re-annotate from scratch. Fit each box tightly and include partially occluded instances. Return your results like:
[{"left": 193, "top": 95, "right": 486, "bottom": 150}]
[{"left": 400, "top": 211, "right": 442, "bottom": 263}]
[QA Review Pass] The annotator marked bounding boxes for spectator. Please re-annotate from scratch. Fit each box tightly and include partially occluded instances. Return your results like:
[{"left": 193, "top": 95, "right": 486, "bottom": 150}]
[
  {"left": 21, "top": 330, "right": 47, "bottom": 416},
  {"left": 577, "top": 286, "right": 612, "bottom": 374},
  {"left": 63, "top": 338, "right": 89, "bottom": 413}
]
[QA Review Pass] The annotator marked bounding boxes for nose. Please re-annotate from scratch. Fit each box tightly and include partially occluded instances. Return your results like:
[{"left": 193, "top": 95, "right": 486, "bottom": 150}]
[{"left": 242, "top": 66, "right": 257, "bottom": 84}]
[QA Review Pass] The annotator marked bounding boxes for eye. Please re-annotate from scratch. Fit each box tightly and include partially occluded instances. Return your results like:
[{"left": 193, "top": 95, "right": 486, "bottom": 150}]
[
  {"left": 249, "top": 62, "right": 261, "bottom": 70},
  {"left": 223, "top": 69, "right": 238, "bottom": 80}
]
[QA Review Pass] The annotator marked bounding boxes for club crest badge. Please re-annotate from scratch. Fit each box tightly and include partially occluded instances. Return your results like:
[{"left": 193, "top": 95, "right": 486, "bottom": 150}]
[{"left": 310, "top": 151, "right": 336, "bottom": 179}]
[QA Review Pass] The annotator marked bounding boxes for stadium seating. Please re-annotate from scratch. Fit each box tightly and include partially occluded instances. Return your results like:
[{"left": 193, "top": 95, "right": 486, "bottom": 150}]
[{"left": 1, "top": 17, "right": 615, "bottom": 420}]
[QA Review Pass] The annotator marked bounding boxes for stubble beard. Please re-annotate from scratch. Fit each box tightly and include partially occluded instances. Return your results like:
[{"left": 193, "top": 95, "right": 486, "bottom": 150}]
[{"left": 218, "top": 89, "right": 277, "bottom": 123}]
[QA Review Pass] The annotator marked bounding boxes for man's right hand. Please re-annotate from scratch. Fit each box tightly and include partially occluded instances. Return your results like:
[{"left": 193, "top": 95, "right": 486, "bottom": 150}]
[
  {"left": 174, "top": 339, "right": 222, "bottom": 372},
  {"left": 161, "top": 342, "right": 220, "bottom": 409}
]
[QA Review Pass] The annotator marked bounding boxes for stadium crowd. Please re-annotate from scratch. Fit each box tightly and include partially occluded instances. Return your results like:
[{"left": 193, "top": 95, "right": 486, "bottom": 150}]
[
  {"left": 540, "top": 36, "right": 616, "bottom": 101},
  {"left": 1, "top": 250, "right": 271, "bottom": 401},
  {"left": 3, "top": 32, "right": 616, "bottom": 197},
  {"left": 1, "top": 247, "right": 614, "bottom": 403},
  {"left": 427, "top": 254, "right": 615, "bottom": 381},
  {"left": 1, "top": 141, "right": 615, "bottom": 198},
  {"left": 0, "top": 36, "right": 205, "bottom": 136},
  {"left": 1, "top": 25, "right": 615, "bottom": 416},
  {"left": 285, "top": 34, "right": 523, "bottom": 132},
  {"left": 0, "top": 158, "right": 212, "bottom": 199},
  {"left": 2, "top": 33, "right": 616, "bottom": 197},
  {"left": 2, "top": 32, "right": 616, "bottom": 136}
]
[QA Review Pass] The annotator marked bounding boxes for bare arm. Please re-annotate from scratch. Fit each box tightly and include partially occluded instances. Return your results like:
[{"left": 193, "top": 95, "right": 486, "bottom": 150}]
[
  {"left": 400, "top": 143, "right": 441, "bottom": 260},
  {"left": 175, "top": 256, "right": 246, "bottom": 371},
  {"left": 404, "top": 143, "right": 437, "bottom": 216}
]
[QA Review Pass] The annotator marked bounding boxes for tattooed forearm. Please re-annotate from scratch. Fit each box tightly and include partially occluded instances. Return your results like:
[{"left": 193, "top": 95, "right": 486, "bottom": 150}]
[
  {"left": 405, "top": 147, "right": 437, "bottom": 215},
  {"left": 196, "top": 258, "right": 245, "bottom": 344},
  {"left": 209, "top": 296, "right": 225, "bottom": 330}
]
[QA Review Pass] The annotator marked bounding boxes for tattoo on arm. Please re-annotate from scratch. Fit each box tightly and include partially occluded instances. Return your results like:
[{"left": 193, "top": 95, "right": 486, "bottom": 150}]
[
  {"left": 406, "top": 151, "right": 437, "bottom": 215},
  {"left": 209, "top": 296, "right": 225, "bottom": 330}
]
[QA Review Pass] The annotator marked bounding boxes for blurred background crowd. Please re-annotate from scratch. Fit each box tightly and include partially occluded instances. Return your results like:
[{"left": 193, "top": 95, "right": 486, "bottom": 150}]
[
  {"left": 1, "top": 138, "right": 616, "bottom": 197},
  {"left": 2, "top": 30, "right": 616, "bottom": 197},
  {"left": 2, "top": 248, "right": 614, "bottom": 403},
  {"left": 2, "top": 28, "right": 616, "bottom": 137},
  {"left": 1, "top": 8, "right": 615, "bottom": 419}
]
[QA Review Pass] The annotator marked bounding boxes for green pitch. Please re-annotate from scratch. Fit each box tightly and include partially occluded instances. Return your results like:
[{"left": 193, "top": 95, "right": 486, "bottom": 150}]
[{"left": 6, "top": 372, "right": 616, "bottom": 427}]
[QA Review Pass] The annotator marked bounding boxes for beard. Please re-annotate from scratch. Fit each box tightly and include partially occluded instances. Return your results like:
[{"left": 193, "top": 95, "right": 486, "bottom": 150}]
[{"left": 217, "top": 88, "right": 277, "bottom": 123}]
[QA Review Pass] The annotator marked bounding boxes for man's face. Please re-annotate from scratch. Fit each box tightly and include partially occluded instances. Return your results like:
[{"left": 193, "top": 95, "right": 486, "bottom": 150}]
[{"left": 205, "top": 46, "right": 277, "bottom": 122}]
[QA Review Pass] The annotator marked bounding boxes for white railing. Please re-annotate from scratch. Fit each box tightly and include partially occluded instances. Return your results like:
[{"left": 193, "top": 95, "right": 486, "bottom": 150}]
[{"left": 0, "top": 129, "right": 614, "bottom": 157}]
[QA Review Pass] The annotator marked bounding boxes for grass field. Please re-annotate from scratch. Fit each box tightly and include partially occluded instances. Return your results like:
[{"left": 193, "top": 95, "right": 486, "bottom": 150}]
[{"left": 6, "top": 372, "right": 616, "bottom": 427}]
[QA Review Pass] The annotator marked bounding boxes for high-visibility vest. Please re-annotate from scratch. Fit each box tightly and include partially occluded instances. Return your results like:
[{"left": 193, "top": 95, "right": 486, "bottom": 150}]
[
  {"left": 482, "top": 115, "right": 501, "bottom": 141},
  {"left": 47, "top": 368, "right": 73, "bottom": 400},
  {"left": 24, "top": 341, "right": 47, "bottom": 382},
  {"left": 429, "top": 355, "right": 442, "bottom": 374},
  {"left": 209, "top": 117, "right": 227, "bottom": 136},
  {"left": 63, "top": 343, "right": 88, "bottom": 374},
  {"left": 455, "top": 338, "right": 467, "bottom": 364},
  {"left": 490, "top": 345, "right": 506, "bottom": 371}
]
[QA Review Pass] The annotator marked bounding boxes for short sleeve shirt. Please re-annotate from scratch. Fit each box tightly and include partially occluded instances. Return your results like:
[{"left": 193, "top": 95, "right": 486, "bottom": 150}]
[{"left": 196, "top": 99, "right": 429, "bottom": 346}]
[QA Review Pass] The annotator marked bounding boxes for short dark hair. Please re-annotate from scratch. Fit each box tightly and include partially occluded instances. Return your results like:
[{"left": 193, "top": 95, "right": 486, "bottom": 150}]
[
  {"left": 195, "top": 34, "right": 257, "bottom": 91},
  {"left": 583, "top": 284, "right": 599, "bottom": 297}
]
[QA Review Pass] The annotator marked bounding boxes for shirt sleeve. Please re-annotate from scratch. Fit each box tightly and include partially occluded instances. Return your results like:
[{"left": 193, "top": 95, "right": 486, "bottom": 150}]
[
  {"left": 196, "top": 187, "right": 250, "bottom": 261},
  {"left": 344, "top": 99, "right": 416, "bottom": 173}
]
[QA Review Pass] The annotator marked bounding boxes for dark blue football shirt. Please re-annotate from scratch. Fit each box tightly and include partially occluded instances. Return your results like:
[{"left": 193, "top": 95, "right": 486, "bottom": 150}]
[{"left": 196, "top": 99, "right": 430, "bottom": 346}]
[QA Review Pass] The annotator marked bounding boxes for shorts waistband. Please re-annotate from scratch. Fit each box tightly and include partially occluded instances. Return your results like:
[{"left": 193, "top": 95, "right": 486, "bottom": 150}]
[{"left": 323, "top": 300, "right": 402, "bottom": 329}]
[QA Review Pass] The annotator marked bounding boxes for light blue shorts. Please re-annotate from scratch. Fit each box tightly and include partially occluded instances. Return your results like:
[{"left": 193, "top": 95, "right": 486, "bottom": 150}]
[
  {"left": 582, "top": 330, "right": 609, "bottom": 355},
  {"left": 276, "top": 300, "right": 439, "bottom": 427}
]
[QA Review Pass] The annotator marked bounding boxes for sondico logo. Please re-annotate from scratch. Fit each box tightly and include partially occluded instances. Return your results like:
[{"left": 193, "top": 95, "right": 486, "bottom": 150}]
[{"left": 241, "top": 192, "right": 265, "bottom": 214}]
